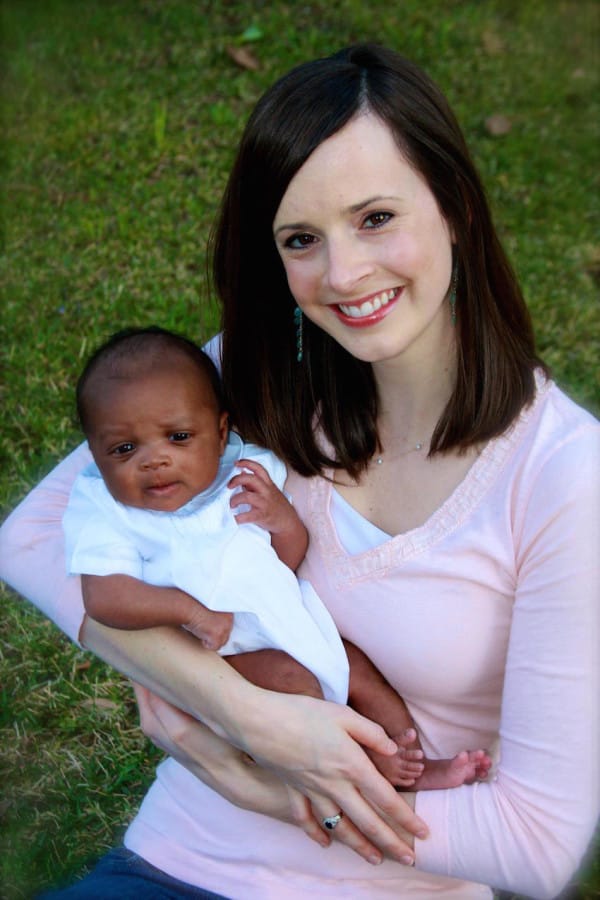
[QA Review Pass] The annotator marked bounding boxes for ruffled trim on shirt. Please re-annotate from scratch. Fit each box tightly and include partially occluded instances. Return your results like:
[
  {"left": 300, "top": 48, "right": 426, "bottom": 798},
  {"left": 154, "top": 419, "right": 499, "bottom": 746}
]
[{"left": 307, "top": 372, "right": 552, "bottom": 588}]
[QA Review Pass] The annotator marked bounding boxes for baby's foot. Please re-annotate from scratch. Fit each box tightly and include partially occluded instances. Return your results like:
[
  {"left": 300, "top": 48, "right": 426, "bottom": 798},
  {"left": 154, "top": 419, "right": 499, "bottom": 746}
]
[
  {"left": 412, "top": 749, "right": 492, "bottom": 791},
  {"left": 366, "top": 728, "right": 425, "bottom": 788}
]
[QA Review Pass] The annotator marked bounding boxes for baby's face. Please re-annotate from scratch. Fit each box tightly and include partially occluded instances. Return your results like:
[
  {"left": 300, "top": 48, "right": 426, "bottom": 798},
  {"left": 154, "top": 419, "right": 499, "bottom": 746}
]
[{"left": 86, "top": 363, "right": 228, "bottom": 512}]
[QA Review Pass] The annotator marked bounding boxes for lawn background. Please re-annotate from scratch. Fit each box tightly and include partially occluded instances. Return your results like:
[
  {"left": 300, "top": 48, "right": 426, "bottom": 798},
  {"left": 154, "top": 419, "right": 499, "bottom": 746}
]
[{"left": 1, "top": 1, "right": 598, "bottom": 897}]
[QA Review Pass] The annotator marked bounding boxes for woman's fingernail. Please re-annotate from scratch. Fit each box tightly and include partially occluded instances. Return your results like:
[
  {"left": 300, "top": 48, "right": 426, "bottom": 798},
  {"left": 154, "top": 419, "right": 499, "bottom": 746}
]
[
  {"left": 400, "top": 855, "right": 414, "bottom": 866},
  {"left": 416, "top": 828, "right": 428, "bottom": 839},
  {"left": 368, "top": 854, "right": 382, "bottom": 865}
]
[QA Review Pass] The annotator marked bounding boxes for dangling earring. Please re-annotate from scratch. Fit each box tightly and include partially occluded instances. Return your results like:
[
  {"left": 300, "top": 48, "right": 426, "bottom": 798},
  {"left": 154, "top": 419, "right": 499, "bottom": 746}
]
[
  {"left": 449, "top": 260, "right": 458, "bottom": 326},
  {"left": 294, "top": 306, "right": 304, "bottom": 362}
]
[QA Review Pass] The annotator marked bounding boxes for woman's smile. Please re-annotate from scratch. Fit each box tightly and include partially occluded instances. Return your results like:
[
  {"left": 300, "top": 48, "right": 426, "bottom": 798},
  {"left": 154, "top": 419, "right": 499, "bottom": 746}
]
[{"left": 335, "top": 287, "right": 402, "bottom": 326}]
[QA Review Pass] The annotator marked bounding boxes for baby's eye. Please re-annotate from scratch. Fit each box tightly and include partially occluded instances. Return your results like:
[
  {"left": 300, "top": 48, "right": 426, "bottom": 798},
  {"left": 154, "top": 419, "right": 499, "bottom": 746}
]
[
  {"left": 363, "top": 212, "right": 392, "bottom": 229},
  {"left": 112, "top": 442, "right": 135, "bottom": 456},
  {"left": 170, "top": 432, "right": 191, "bottom": 442},
  {"left": 285, "top": 232, "right": 317, "bottom": 250}
]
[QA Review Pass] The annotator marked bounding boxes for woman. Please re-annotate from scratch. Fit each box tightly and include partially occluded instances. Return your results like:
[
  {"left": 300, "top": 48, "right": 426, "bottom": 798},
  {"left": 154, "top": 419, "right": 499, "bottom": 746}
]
[{"left": 1, "top": 44, "right": 598, "bottom": 899}]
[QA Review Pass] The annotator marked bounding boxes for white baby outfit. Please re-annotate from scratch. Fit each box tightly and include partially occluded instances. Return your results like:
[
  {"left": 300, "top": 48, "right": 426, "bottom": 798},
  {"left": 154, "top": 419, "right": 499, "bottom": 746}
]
[{"left": 63, "top": 431, "right": 349, "bottom": 703}]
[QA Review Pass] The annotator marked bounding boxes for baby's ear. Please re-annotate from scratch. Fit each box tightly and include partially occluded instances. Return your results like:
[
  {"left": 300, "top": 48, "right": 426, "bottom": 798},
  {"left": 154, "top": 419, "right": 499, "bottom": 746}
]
[{"left": 218, "top": 411, "right": 230, "bottom": 452}]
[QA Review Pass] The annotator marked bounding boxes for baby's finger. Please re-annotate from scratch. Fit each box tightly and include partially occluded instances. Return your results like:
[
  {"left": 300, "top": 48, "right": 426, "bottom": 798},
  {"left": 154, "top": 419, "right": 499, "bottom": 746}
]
[
  {"left": 228, "top": 472, "right": 263, "bottom": 493},
  {"left": 229, "top": 484, "right": 268, "bottom": 506},
  {"left": 234, "top": 459, "right": 272, "bottom": 484}
]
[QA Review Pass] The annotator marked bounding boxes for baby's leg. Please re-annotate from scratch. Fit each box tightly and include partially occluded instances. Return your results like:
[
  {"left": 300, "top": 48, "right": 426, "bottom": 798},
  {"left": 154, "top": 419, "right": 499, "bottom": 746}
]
[
  {"left": 225, "top": 649, "right": 323, "bottom": 699},
  {"left": 344, "top": 641, "right": 425, "bottom": 786}
]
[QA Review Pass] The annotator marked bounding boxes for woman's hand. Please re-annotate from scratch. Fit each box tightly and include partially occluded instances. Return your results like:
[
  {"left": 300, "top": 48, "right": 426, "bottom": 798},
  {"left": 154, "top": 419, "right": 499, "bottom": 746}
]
[
  {"left": 83, "top": 619, "right": 427, "bottom": 864},
  {"left": 132, "top": 683, "right": 424, "bottom": 865},
  {"left": 219, "top": 686, "right": 428, "bottom": 864}
]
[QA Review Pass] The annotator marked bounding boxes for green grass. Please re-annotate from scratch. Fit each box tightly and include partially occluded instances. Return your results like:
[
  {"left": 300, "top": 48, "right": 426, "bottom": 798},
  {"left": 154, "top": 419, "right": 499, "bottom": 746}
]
[{"left": 0, "top": 0, "right": 598, "bottom": 896}]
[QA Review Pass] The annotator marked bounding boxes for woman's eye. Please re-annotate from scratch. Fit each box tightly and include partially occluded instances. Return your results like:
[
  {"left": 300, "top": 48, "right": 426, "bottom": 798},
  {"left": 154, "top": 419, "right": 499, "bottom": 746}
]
[
  {"left": 112, "top": 442, "right": 135, "bottom": 456},
  {"left": 285, "top": 232, "right": 317, "bottom": 250},
  {"left": 364, "top": 212, "right": 392, "bottom": 228},
  {"left": 170, "top": 432, "right": 191, "bottom": 442}
]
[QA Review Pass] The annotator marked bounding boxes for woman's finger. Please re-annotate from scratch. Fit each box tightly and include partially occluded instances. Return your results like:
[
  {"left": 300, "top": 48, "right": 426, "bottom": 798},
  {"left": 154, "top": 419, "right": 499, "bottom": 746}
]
[
  {"left": 285, "top": 786, "right": 396, "bottom": 866},
  {"left": 131, "top": 681, "right": 174, "bottom": 753},
  {"left": 284, "top": 786, "right": 331, "bottom": 849},
  {"left": 309, "top": 785, "right": 418, "bottom": 865}
]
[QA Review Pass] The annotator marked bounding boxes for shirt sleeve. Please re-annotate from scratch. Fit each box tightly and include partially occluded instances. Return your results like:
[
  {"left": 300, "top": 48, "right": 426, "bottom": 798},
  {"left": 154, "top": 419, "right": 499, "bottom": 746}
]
[
  {"left": 0, "top": 442, "right": 92, "bottom": 645},
  {"left": 415, "top": 423, "right": 600, "bottom": 899},
  {"left": 64, "top": 474, "right": 143, "bottom": 580}
]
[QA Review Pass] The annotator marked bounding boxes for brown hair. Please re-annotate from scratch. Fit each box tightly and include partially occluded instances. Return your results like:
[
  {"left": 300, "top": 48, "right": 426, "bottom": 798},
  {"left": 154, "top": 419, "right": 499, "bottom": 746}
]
[{"left": 213, "top": 43, "right": 546, "bottom": 478}]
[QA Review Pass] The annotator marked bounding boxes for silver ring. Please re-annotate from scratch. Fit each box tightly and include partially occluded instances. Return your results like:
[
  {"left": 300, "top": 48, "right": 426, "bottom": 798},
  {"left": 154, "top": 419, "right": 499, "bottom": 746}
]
[{"left": 322, "top": 812, "right": 343, "bottom": 831}]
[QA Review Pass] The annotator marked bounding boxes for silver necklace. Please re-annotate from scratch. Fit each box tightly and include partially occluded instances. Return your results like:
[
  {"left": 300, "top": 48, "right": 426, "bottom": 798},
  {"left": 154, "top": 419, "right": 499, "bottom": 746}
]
[{"left": 374, "top": 440, "right": 426, "bottom": 465}]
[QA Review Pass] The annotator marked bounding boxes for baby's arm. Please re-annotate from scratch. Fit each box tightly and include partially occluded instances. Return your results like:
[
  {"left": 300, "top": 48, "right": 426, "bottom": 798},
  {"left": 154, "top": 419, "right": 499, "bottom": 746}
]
[
  {"left": 83, "top": 573, "right": 233, "bottom": 651},
  {"left": 344, "top": 640, "right": 492, "bottom": 790},
  {"left": 228, "top": 459, "right": 308, "bottom": 570}
]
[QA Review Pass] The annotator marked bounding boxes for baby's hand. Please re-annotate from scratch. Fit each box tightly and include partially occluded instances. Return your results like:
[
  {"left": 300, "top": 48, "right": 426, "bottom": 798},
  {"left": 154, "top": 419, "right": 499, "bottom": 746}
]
[
  {"left": 228, "top": 459, "right": 299, "bottom": 535},
  {"left": 183, "top": 604, "right": 233, "bottom": 651}
]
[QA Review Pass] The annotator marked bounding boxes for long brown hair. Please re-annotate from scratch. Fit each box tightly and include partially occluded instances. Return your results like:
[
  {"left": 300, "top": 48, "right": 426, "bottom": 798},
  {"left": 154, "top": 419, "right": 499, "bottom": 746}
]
[{"left": 212, "top": 43, "right": 546, "bottom": 478}]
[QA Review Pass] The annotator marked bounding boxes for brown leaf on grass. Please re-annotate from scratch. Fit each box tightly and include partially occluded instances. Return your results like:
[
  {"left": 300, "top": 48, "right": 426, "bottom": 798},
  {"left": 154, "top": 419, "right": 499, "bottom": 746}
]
[
  {"left": 485, "top": 114, "right": 512, "bottom": 136},
  {"left": 481, "top": 30, "right": 505, "bottom": 56},
  {"left": 81, "top": 698, "right": 119, "bottom": 712},
  {"left": 226, "top": 45, "right": 260, "bottom": 71},
  {"left": 75, "top": 660, "right": 91, "bottom": 671},
  {"left": 584, "top": 249, "right": 600, "bottom": 287}
]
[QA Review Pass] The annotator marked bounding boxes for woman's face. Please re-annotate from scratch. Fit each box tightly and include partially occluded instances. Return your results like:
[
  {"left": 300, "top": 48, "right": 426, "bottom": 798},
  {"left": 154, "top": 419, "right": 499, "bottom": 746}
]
[{"left": 273, "top": 113, "right": 455, "bottom": 369}]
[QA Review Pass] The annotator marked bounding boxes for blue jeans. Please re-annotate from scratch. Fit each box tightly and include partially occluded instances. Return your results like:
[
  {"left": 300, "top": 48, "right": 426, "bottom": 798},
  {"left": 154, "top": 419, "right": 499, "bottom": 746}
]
[{"left": 37, "top": 847, "right": 230, "bottom": 899}]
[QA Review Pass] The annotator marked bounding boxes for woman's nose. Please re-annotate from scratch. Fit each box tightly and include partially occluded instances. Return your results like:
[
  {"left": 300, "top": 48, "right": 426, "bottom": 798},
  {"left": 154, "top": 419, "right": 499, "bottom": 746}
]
[{"left": 326, "top": 236, "right": 374, "bottom": 294}]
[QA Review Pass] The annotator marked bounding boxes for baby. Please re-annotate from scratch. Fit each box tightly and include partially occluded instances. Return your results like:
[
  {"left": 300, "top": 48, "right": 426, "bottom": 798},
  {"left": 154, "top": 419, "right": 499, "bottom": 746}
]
[{"left": 64, "top": 326, "right": 490, "bottom": 790}]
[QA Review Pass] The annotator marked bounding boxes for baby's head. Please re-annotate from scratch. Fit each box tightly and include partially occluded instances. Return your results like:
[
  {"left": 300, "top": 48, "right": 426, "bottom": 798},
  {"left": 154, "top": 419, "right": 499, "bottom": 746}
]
[{"left": 77, "top": 327, "right": 229, "bottom": 512}]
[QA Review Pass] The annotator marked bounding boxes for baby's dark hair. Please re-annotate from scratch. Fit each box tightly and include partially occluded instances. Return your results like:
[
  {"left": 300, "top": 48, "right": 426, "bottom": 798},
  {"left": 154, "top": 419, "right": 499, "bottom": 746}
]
[{"left": 76, "top": 326, "right": 224, "bottom": 435}]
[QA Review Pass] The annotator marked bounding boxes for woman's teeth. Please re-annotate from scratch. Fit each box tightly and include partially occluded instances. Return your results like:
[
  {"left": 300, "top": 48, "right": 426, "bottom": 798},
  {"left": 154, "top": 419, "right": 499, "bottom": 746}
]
[{"left": 338, "top": 289, "right": 398, "bottom": 318}]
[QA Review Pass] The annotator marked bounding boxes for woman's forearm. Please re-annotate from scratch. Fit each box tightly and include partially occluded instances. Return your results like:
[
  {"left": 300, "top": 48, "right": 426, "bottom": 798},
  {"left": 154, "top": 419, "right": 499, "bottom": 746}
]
[
  {"left": 132, "top": 682, "right": 414, "bottom": 859},
  {"left": 132, "top": 682, "right": 293, "bottom": 815},
  {"left": 80, "top": 616, "right": 253, "bottom": 743},
  {"left": 81, "top": 616, "right": 428, "bottom": 864}
]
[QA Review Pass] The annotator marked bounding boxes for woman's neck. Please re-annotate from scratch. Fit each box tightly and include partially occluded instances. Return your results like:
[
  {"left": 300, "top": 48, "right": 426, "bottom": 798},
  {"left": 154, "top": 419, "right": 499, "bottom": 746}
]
[{"left": 372, "top": 342, "right": 456, "bottom": 448}]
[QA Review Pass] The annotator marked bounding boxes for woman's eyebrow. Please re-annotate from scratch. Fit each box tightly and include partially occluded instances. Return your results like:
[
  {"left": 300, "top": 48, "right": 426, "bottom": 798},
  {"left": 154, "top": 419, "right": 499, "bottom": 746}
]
[
  {"left": 274, "top": 194, "right": 402, "bottom": 236},
  {"left": 347, "top": 194, "right": 400, "bottom": 213},
  {"left": 273, "top": 220, "right": 310, "bottom": 237}
]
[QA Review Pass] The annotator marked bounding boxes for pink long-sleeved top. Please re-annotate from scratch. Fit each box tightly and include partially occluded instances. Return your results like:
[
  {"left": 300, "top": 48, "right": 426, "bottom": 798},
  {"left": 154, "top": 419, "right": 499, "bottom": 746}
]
[{"left": 1, "top": 376, "right": 598, "bottom": 899}]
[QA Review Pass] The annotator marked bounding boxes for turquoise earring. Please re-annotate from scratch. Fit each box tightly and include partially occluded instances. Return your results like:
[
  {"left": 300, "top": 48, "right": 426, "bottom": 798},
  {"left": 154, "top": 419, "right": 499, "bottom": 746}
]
[{"left": 294, "top": 306, "right": 303, "bottom": 362}]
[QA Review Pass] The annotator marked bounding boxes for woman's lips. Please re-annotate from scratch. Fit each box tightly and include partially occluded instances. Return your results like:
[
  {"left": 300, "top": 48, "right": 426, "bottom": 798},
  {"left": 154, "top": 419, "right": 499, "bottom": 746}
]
[{"left": 333, "top": 287, "right": 402, "bottom": 327}]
